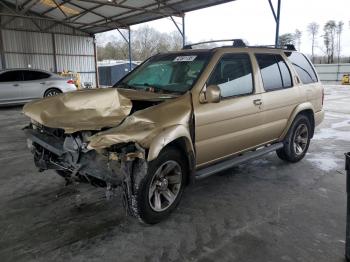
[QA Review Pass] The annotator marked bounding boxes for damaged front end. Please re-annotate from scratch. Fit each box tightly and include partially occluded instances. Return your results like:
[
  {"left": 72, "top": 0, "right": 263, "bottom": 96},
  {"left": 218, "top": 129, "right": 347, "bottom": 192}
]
[
  {"left": 23, "top": 87, "right": 194, "bottom": 218},
  {"left": 24, "top": 122, "right": 148, "bottom": 216}
]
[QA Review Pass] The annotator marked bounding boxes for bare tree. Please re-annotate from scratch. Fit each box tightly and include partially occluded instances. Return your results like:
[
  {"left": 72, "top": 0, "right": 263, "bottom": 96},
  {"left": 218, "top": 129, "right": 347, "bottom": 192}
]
[
  {"left": 336, "top": 21, "right": 344, "bottom": 63},
  {"left": 323, "top": 20, "right": 337, "bottom": 64},
  {"left": 294, "top": 29, "right": 302, "bottom": 51},
  {"left": 307, "top": 22, "right": 319, "bottom": 63},
  {"left": 96, "top": 25, "right": 182, "bottom": 61}
]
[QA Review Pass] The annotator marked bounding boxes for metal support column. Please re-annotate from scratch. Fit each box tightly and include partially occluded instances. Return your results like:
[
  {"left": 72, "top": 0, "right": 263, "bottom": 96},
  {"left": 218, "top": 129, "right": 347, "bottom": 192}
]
[
  {"left": 116, "top": 28, "right": 132, "bottom": 71},
  {"left": 93, "top": 35, "right": 99, "bottom": 88},
  {"left": 268, "top": 0, "right": 282, "bottom": 47},
  {"left": 170, "top": 15, "right": 185, "bottom": 47},
  {"left": 182, "top": 15, "right": 186, "bottom": 47},
  {"left": 51, "top": 33, "right": 58, "bottom": 73},
  {"left": 0, "top": 16, "right": 6, "bottom": 69},
  {"left": 128, "top": 28, "right": 132, "bottom": 71},
  {"left": 275, "top": 0, "right": 281, "bottom": 47}
]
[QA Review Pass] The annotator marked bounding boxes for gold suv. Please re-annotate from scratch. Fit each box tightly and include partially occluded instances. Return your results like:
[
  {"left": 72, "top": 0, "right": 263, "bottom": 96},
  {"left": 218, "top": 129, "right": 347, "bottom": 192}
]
[{"left": 23, "top": 40, "right": 324, "bottom": 224}]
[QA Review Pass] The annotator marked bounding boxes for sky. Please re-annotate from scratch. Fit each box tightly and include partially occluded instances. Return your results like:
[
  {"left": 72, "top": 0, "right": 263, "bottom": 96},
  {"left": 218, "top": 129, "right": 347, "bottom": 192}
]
[{"left": 98, "top": 0, "right": 350, "bottom": 56}]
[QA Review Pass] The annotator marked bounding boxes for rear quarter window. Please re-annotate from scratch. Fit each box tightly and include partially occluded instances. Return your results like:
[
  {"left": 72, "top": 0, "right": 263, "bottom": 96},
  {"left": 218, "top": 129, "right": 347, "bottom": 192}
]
[{"left": 285, "top": 52, "right": 318, "bottom": 84}]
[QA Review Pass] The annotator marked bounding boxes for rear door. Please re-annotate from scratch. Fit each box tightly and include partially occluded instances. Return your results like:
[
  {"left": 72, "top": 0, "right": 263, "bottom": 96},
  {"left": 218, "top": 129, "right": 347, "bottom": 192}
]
[
  {"left": 0, "top": 71, "right": 24, "bottom": 104},
  {"left": 255, "top": 53, "right": 301, "bottom": 142},
  {"left": 21, "top": 70, "right": 51, "bottom": 100}
]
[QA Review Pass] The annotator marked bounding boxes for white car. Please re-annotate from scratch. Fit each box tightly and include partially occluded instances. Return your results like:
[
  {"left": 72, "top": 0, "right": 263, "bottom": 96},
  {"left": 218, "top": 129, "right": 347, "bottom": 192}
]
[{"left": 0, "top": 69, "right": 77, "bottom": 106}]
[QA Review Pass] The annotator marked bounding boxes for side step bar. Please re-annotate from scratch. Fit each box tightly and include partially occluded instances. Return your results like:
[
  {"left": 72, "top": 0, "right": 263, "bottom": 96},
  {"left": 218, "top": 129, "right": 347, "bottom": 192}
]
[{"left": 195, "top": 142, "right": 284, "bottom": 180}]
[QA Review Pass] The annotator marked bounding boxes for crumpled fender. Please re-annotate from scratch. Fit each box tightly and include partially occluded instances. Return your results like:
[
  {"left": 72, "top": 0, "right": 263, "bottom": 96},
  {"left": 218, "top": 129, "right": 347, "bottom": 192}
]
[
  {"left": 147, "top": 125, "right": 194, "bottom": 161},
  {"left": 88, "top": 92, "right": 194, "bottom": 161}
]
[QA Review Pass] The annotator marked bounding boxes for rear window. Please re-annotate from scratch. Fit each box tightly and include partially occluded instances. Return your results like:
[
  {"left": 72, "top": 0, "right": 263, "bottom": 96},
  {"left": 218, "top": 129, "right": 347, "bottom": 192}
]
[
  {"left": 255, "top": 54, "right": 292, "bottom": 92},
  {"left": 285, "top": 52, "right": 318, "bottom": 84}
]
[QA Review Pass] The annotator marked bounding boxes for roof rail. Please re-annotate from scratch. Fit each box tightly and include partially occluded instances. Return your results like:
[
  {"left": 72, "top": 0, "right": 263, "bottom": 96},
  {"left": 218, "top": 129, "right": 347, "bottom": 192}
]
[
  {"left": 183, "top": 39, "right": 246, "bottom": 49},
  {"left": 249, "top": 44, "right": 296, "bottom": 51}
]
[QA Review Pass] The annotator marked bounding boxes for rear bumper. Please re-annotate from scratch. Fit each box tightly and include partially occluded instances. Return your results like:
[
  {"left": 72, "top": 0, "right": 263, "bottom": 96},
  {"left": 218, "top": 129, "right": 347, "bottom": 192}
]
[{"left": 315, "top": 109, "right": 325, "bottom": 127}]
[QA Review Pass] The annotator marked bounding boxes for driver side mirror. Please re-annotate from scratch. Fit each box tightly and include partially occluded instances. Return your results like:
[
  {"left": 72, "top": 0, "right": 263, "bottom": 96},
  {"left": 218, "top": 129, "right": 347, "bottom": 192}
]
[{"left": 199, "top": 85, "right": 221, "bottom": 103}]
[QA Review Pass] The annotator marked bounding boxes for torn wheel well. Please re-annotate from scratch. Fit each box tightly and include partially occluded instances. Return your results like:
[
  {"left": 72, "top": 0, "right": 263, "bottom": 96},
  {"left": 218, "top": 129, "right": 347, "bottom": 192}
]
[{"left": 161, "top": 137, "right": 195, "bottom": 184}]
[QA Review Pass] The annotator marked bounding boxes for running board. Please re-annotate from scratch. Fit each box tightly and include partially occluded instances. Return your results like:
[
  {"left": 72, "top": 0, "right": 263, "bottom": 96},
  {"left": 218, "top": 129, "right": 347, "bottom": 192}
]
[{"left": 195, "top": 142, "right": 284, "bottom": 180}]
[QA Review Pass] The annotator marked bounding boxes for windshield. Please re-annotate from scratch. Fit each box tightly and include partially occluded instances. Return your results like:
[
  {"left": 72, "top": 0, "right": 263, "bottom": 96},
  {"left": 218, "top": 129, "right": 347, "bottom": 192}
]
[{"left": 115, "top": 52, "right": 211, "bottom": 93}]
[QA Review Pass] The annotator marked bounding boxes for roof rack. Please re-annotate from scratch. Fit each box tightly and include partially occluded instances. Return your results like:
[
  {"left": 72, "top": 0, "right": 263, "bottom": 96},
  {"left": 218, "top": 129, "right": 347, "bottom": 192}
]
[{"left": 183, "top": 39, "right": 247, "bottom": 49}]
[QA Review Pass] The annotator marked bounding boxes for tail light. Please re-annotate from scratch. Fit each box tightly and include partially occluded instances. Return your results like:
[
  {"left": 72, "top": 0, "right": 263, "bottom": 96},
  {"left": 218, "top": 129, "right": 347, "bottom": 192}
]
[{"left": 67, "top": 79, "right": 74, "bottom": 84}]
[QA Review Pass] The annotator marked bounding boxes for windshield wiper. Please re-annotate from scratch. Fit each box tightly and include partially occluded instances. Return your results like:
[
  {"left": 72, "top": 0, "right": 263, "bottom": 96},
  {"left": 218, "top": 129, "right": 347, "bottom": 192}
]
[
  {"left": 135, "top": 83, "right": 183, "bottom": 94},
  {"left": 115, "top": 82, "right": 138, "bottom": 90}
]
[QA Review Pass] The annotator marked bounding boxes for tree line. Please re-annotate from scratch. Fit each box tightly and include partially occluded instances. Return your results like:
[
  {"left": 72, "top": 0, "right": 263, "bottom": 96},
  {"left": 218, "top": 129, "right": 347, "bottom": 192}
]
[
  {"left": 96, "top": 25, "right": 183, "bottom": 62},
  {"left": 278, "top": 20, "right": 347, "bottom": 64},
  {"left": 97, "top": 20, "right": 349, "bottom": 64}
]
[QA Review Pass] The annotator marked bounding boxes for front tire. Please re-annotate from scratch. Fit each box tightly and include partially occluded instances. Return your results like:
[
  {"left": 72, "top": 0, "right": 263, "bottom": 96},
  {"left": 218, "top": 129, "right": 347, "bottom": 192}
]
[
  {"left": 277, "top": 114, "right": 312, "bottom": 163},
  {"left": 134, "top": 147, "right": 187, "bottom": 224}
]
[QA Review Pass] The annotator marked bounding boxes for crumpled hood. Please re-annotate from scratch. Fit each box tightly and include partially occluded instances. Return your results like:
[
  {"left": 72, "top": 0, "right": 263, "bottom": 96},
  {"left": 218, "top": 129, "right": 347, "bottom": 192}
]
[
  {"left": 23, "top": 88, "right": 132, "bottom": 133},
  {"left": 23, "top": 88, "right": 178, "bottom": 133}
]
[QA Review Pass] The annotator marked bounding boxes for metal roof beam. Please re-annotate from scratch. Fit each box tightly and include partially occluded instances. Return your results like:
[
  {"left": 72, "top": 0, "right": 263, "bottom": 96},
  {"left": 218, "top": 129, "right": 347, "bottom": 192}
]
[
  {"left": 77, "top": 0, "right": 181, "bottom": 31},
  {"left": 40, "top": 0, "right": 71, "bottom": 16},
  {"left": 0, "top": 12, "right": 116, "bottom": 30},
  {"left": 52, "top": 0, "right": 68, "bottom": 18},
  {"left": 81, "top": 0, "right": 181, "bottom": 18}
]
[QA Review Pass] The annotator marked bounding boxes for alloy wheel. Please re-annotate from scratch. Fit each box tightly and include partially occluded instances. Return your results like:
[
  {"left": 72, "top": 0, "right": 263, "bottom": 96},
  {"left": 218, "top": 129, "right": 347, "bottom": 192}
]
[
  {"left": 148, "top": 160, "right": 182, "bottom": 212},
  {"left": 293, "top": 123, "right": 309, "bottom": 155}
]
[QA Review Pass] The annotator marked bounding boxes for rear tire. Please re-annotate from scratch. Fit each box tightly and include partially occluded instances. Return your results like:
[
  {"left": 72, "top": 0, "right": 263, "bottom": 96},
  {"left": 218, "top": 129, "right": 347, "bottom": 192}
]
[
  {"left": 134, "top": 147, "right": 187, "bottom": 224},
  {"left": 44, "top": 88, "right": 62, "bottom": 97},
  {"left": 276, "top": 114, "right": 312, "bottom": 163}
]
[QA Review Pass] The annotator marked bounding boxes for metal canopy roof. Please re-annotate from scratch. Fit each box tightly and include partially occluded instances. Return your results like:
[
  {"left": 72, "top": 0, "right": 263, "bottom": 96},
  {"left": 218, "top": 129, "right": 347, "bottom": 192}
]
[{"left": 1, "top": 0, "right": 236, "bottom": 35}]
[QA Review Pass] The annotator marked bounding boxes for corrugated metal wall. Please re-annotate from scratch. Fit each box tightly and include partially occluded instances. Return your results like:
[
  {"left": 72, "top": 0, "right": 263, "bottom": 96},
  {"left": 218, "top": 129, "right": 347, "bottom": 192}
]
[
  {"left": 0, "top": 16, "right": 97, "bottom": 87},
  {"left": 314, "top": 64, "right": 350, "bottom": 84}
]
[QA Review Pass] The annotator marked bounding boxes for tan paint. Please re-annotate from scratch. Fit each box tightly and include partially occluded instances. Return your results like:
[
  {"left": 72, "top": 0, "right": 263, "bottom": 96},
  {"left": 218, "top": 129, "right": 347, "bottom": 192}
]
[{"left": 23, "top": 47, "right": 324, "bottom": 168}]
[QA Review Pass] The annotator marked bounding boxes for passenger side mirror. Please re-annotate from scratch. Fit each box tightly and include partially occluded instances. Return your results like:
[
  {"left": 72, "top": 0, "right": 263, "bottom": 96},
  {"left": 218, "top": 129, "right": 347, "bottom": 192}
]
[{"left": 200, "top": 85, "right": 221, "bottom": 103}]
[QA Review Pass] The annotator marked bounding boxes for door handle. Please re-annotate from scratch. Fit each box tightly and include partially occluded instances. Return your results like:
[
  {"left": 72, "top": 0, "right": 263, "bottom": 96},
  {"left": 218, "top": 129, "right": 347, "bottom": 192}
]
[
  {"left": 253, "top": 99, "right": 262, "bottom": 106},
  {"left": 13, "top": 84, "right": 19, "bottom": 87},
  {"left": 40, "top": 82, "right": 45, "bottom": 85}
]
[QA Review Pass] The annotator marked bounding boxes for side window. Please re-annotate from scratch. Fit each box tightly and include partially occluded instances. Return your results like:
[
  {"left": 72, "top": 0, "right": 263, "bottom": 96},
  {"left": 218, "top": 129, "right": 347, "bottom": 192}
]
[
  {"left": 0, "top": 71, "right": 23, "bottom": 82},
  {"left": 255, "top": 54, "right": 292, "bottom": 91},
  {"left": 276, "top": 55, "right": 292, "bottom": 88},
  {"left": 285, "top": 52, "right": 318, "bottom": 84},
  {"left": 207, "top": 53, "right": 254, "bottom": 98},
  {"left": 22, "top": 71, "right": 50, "bottom": 81}
]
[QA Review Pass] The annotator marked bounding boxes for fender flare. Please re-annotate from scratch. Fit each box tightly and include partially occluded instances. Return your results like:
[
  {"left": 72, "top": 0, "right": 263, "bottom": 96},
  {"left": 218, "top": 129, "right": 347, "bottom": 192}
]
[
  {"left": 147, "top": 125, "right": 194, "bottom": 162},
  {"left": 279, "top": 102, "right": 315, "bottom": 140}
]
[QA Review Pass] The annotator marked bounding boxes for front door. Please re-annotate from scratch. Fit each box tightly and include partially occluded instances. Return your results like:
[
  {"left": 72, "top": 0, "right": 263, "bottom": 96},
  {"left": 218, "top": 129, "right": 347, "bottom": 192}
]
[
  {"left": 0, "top": 71, "right": 23, "bottom": 104},
  {"left": 194, "top": 53, "right": 264, "bottom": 167}
]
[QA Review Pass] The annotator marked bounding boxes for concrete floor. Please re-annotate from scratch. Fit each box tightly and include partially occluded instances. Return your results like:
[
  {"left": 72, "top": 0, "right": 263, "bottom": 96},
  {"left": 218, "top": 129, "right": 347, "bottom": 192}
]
[{"left": 0, "top": 85, "right": 349, "bottom": 262}]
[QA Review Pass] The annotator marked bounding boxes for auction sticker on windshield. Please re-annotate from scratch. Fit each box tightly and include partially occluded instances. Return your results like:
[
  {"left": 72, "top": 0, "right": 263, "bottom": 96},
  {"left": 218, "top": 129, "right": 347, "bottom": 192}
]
[{"left": 173, "top": 56, "right": 197, "bottom": 62}]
